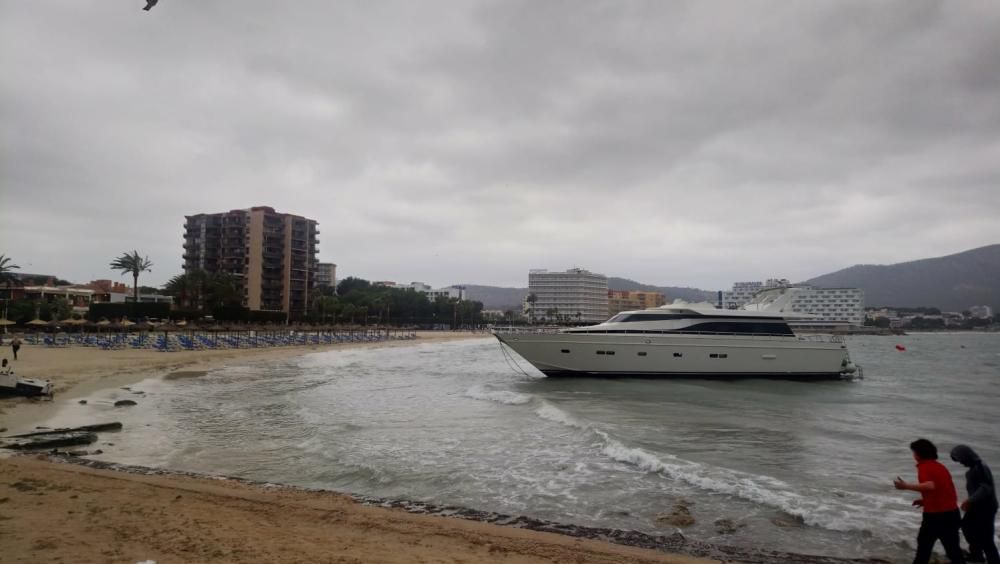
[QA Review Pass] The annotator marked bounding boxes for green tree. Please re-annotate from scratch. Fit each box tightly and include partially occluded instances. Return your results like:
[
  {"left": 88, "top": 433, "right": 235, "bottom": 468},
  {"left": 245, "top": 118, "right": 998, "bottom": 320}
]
[
  {"left": 340, "top": 303, "right": 357, "bottom": 324},
  {"left": 110, "top": 251, "right": 153, "bottom": 304},
  {"left": 165, "top": 270, "right": 241, "bottom": 311},
  {"left": 336, "top": 277, "right": 371, "bottom": 297},
  {"left": 51, "top": 297, "right": 73, "bottom": 321},
  {"left": 525, "top": 292, "right": 538, "bottom": 323}
]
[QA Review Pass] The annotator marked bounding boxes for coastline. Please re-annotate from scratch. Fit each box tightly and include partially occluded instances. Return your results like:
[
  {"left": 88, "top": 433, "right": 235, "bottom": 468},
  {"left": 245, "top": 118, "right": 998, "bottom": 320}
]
[
  {"left": 0, "top": 454, "right": 710, "bottom": 564},
  {"left": 0, "top": 331, "right": 897, "bottom": 563},
  {"left": 0, "top": 331, "right": 491, "bottom": 433},
  {"left": 0, "top": 455, "right": 892, "bottom": 564}
]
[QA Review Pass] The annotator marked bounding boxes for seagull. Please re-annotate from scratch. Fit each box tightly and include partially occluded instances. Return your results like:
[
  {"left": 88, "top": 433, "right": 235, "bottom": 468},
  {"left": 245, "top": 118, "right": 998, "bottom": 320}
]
[{"left": 143, "top": 0, "right": 158, "bottom": 10}]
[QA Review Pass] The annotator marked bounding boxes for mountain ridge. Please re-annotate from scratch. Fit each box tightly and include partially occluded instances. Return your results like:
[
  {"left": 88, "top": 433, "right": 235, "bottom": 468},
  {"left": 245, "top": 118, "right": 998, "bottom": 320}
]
[{"left": 804, "top": 244, "right": 1000, "bottom": 311}]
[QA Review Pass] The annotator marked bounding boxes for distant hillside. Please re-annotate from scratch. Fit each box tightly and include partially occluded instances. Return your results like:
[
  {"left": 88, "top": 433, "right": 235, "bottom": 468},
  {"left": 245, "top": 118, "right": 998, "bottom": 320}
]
[
  {"left": 806, "top": 244, "right": 1000, "bottom": 311},
  {"left": 606, "top": 277, "right": 716, "bottom": 303},
  {"left": 460, "top": 279, "right": 715, "bottom": 310}
]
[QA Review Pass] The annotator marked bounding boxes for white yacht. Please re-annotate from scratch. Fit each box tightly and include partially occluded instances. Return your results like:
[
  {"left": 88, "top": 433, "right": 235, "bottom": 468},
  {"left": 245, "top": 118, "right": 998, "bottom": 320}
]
[{"left": 494, "top": 288, "right": 859, "bottom": 380}]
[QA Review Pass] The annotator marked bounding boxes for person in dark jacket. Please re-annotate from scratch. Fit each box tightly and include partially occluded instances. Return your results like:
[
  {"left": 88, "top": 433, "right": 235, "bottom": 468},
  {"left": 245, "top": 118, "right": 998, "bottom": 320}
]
[{"left": 951, "top": 445, "right": 999, "bottom": 564}]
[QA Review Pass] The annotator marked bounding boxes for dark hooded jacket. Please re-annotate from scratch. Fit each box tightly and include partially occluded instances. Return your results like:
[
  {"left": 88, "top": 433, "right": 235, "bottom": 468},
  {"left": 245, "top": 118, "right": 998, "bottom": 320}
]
[{"left": 951, "top": 445, "right": 998, "bottom": 515}]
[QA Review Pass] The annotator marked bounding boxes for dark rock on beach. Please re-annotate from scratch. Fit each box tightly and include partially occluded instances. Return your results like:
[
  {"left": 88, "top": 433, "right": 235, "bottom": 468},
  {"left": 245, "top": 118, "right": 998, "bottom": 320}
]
[
  {"left": 3, "top": 432, "right": 97, "bottom": 450},
  {"left": 714, "top": 518, "right": 746, "bottom": 535},
  {"left": 655, "top": 499, "right": 696, "bottom": 528},
  {"left": 78, "top": 400, "right": 87, "bottom": 405},
  {"left": 771, "top": 513, "right": 806, "bottom": 528},
  {"left": 114, "top": 399, "right": 137, "bottom": 407}
]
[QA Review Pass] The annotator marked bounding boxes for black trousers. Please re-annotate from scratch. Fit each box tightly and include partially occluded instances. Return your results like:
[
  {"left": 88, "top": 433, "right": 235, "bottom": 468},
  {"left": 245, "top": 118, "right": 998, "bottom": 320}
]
[
  {"left": 914, "top": 509, "right": 966, "bottom": 564},
  {"left": 962, "top": 510, "right": 999, "bottom": 564}
]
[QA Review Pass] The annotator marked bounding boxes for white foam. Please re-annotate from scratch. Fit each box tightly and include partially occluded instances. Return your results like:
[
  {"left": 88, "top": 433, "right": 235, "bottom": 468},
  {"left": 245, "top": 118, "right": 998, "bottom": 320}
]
[
  {"left": 463, "top": 386, "right": 532, "bottom": 406},
  {"left": 534, "top": 401, "right": 588, "bottom": 429}
]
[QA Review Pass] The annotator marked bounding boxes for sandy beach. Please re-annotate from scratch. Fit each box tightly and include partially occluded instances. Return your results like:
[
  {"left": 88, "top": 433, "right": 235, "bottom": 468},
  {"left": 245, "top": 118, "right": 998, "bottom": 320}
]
[{"left": 0, "top": 455, "right": 712, "bottom": 564}]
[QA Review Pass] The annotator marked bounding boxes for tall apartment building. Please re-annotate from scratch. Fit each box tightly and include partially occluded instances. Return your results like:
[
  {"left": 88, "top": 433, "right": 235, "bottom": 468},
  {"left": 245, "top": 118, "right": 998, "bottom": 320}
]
[
  {"left": 608, "top": 290, "right": 667, "bottom": 316},
  {"left": 316, "top": 263, "right": 337, "bottom": 289},
  {"left": 527, "top": 268, "right": 608, "bottom": 323},
  {"left": 183, "top": 206, "right": 319, "bottom": 317},
  {"left": 723, "top": 278, "right": 865, "bottom": 326}
]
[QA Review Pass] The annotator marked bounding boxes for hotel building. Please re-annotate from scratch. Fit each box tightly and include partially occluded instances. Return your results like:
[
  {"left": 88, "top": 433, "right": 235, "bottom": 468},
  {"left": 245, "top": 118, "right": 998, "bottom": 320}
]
[
  {"left": 723, "top": 279, "right": 865, "bottom": 326},
  {"left": 527, "top": 268, "right": 609, "bottom": 323},
  {"left": 183, "top": 206, "right": 319, "bottom": 317}
]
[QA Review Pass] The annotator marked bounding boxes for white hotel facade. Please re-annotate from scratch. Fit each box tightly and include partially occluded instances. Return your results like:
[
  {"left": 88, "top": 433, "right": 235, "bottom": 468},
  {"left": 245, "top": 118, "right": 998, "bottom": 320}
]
[
  {"left": 527, "top": 268, "right": 609, "bottom": 323},
  {"left": 723, "top": 279, "right": 865, "bottom": 326}
]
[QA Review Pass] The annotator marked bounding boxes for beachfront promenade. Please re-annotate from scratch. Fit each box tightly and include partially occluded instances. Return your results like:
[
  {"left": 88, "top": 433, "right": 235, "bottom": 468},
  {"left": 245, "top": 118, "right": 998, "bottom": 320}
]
[{"left": 21, "top": 328, "right": 418, "bottom": 352}]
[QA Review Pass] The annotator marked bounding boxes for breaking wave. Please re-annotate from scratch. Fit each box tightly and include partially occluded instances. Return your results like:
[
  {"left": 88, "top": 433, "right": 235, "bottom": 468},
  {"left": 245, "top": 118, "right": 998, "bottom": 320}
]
[
  {"left": 533, "top": 401, "right": 915, "bottom": 539},
  {"left": 463, "top": 385, "right": 533, "bottom": 406}
]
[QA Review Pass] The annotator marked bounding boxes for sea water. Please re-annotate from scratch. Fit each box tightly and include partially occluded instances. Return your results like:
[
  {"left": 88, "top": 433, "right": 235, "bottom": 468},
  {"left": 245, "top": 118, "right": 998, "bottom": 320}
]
[{"left": 39, "top": 333, "right": 1000, "bottom": 561}]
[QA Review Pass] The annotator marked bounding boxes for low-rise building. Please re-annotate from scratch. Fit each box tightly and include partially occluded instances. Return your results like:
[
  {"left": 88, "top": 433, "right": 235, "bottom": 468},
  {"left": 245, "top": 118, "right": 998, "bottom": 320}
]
[
  {"left": 608, "top": 290, "right": 667, "bottom": 316},
  {"left": 406, "top": 282, "right": 465, "bottom": 300},
  {"left": 20, "top": 286, "right": 94, "bottom": 314},
  {"left": 969, "top": 305, "right": 994, "bottom": 319},
  {"left": 316, "top": 263, "right": 337, "bottom": 289}
]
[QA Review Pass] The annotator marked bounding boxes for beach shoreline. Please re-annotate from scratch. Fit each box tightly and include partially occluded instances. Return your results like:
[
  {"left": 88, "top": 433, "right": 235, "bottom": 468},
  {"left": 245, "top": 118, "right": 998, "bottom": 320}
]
[{"left": 0, "top": 454, "right": 893, "bottom": 564}]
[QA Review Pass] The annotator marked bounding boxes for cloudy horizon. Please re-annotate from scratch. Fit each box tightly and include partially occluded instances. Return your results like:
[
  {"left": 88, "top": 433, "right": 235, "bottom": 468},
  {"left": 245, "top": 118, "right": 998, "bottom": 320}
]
[{"left": 2, "top": 1, "right": 998, "bottom": 291}]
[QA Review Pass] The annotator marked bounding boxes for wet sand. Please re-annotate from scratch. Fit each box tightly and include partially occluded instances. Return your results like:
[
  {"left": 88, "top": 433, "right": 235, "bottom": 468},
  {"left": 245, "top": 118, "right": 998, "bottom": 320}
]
[{"left": 0, "top": 455, "right": 712, "bottom": 564}]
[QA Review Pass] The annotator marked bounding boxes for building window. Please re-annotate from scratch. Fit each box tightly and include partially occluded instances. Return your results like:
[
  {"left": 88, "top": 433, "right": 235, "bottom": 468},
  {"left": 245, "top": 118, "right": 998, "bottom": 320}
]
[
  {"left": 673, "top": 352, "right": 682, "bottom": 358},
  {"left": 561, "top": 349, "right": 570, "bottom": 354},
  {"left": 637, "top": 352, "right": 647, "bottom": 356}
]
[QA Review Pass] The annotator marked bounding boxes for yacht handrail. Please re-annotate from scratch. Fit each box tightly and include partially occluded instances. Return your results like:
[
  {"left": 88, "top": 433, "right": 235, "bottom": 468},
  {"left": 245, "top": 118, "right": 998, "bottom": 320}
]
[{"left": 491, "top": 327, "right": 844, "bottom": 343}]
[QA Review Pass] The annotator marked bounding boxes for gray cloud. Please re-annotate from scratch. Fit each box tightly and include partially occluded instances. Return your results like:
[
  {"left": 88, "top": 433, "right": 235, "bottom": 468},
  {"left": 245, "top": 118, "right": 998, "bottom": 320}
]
[{"left": 1, "top": 0, "right": 998, "bottom": 290}]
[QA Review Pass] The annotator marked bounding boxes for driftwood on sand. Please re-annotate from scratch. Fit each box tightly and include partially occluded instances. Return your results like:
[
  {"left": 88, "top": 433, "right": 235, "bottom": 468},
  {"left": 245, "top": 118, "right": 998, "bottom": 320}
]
[{"left": 1, "top": 422, "right": 123, "bottom": 451}]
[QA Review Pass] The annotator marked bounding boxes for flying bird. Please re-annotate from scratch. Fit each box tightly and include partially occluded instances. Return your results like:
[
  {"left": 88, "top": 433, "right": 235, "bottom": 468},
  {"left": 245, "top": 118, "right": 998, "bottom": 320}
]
[{"left": 143, "top": 0, "right": 158, "bottom": 10}]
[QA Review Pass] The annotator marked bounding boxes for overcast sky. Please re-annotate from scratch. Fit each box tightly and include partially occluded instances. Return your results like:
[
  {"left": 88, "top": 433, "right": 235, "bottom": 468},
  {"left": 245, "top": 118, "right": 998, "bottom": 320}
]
[{"left": 1, "top": 1, "right": 998, "bottom": 290}]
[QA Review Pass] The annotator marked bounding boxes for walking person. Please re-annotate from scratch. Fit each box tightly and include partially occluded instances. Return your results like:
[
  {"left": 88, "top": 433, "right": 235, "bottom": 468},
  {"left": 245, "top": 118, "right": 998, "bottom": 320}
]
[
  {"left": 10, "top": 336, "right": 21, "bottom": 361},
  {"left": 895, "top": 438, "right": 967, "bottom": 564},
  {"left": 951, "top": 445, "right": 999, "bottom": 564}
]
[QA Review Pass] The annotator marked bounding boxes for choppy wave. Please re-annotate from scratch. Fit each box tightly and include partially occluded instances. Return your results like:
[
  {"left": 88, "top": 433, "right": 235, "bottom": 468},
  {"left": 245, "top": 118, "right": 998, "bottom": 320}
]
[
  {"left": 464, "top": 385, "right": 533, "bottom": 406},
  {"left": 532, "top": 401, "right": 916, "bottom": 539}
]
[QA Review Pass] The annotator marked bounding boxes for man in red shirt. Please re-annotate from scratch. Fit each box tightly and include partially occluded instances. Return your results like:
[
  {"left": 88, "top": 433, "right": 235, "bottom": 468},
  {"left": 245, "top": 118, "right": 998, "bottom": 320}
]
[{"left": 895, "top": 438, "right": 967, "bottom": 564}]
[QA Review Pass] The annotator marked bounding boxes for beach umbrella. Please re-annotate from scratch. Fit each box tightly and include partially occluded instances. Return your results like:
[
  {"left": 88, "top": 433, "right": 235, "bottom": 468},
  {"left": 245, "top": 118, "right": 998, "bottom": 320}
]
[
  {"left": 157, "top": 321, "right": 179, "bottom": 331},
  {"left": 96, "top": 319, "right": 111, "bottom": 326},
  {"left": 26, "top": 318, "right": 49, "bottom": 326},
  {"left": 0, "top": 318, "right": 16, "bottom": 326},
  {"left": 120, "top": 319, "right": 136, "bottom": 328}
]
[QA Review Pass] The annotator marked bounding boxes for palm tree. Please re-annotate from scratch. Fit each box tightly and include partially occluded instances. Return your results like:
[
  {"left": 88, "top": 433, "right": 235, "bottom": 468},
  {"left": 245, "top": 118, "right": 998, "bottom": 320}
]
[
  {"left": 1, "top": 254, "right": 21, "bottom": 302},
  {"left": 0, "top": 254, "right": 20, "bottom": 283},
  {"left": 110, "top": 251, "right": 153, "bottom": 304}
]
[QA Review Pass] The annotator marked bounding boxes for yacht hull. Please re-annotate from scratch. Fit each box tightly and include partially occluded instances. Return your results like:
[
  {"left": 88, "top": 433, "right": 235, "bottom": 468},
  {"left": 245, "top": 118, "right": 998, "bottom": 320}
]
[{"left": 495, "top": 332, "right": 849, "bottom": 380}]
